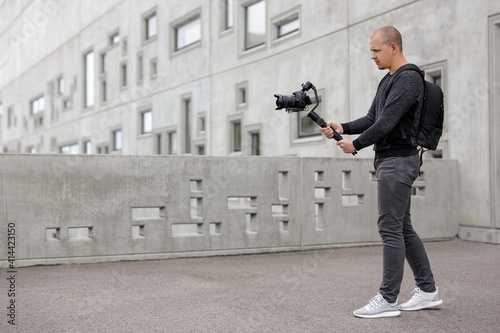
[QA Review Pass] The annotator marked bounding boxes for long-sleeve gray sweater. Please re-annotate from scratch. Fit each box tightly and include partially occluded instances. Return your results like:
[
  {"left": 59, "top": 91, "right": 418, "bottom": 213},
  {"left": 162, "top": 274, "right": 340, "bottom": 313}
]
[{"left": 342, "top": 64, "right": 424, "bottom": 158}]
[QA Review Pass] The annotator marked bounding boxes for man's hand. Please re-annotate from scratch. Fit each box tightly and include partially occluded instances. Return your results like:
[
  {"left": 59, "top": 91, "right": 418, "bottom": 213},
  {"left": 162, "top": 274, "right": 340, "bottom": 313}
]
[
  {"left": 320, "top": 121, "right": 343, "bottom": 139},
  {"left": 336, "top": 138, "right": 356, "bottom": 154}
]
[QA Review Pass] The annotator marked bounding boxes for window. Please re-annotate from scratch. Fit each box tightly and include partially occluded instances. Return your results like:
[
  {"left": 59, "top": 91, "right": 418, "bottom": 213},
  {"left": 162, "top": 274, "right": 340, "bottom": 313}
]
[
  {"left": 34, "top": 115, "right": 43, "bottom": 128},
  {"left": 175, "top": 16, "right": 201, "bottom": 50},
  {"left": 272, "top": 7, "right": 301, "bottom": 44},
  {"left": 236, "top": 81, "right": 248, "bottom": 110},
  {"left": 156, "top": 133, "right": 162, "bottom": 154},
  {"left": 150, "top": 58, "right": 158, "bottom": 77},
  {"left": 63, "top": 98, "right": 72, "bottom": 109},
  {"left": 277, "top": 15, "right": 299, "bottom": 38},
  {"left": 239, "top": 87, "right": 246, "bottom": 105},
  {"left": 145, "top": 12, "right": 157, "bottom": 40},
  {"left": 245, "top": 0, "right": 266, "bottom": 50},
  {"left": 168, "top": 131, "right": 178, "bottom": 155},
  {"left": 141, "top": 110, "right": 153, "bottom": 134},
  {"left": 110, "top": 33, "right": 120, "bottom": 45},
  {"left": 101, "top": 53, "right": 106, "bottom": 73},
  {"left": 121, "top": 63, "right": 127, "bottom": 87},
  {"left": 122, "top": 38, "right": 127, "bottom": 55},
  {"left": 298, "top": 95, "right": 321, "bottom": 138},
  {"left": 423, "top": 63, "right": 446, "bottom": 159},
  {"left": 60, "top": 144, "right": 79, "bottom": 154},
  {"left": 57, "top": 77, "right": 64, "bottom": 95},
  {"left": 232, "top": 121, "right": 242, "bottom": 152},
  {"left": 224, "top": 0, "right": 234, "bottom": 30},
  {"left": 251, "top": 132, "right": 260, "bottom": 155},
  {"left": 84, "top": 51, "right": 95, "bottom": 107},
  {"left": 84, "top": 140, "right": 92, "bottom": 154},
  {"left": 101, "top": 80, "right": 107, "bottom": 102},
  {"left": 137, "top": 54, "right": 143, "bottom": 83},
  {"left": 198, "top": 115, "right": 206, "bottom": 133},
  {"left": 197, "top": 145, "right": 205, "bottom": 155},
  {"left": 432, "top": 74, "right": 442, "bottom": 88},
  {"left": 31, "top": 96, "right": 45, "bottom": 114},
  {"left": 7, "top": 106, "right": 13, "bottom": 128},
  {"left": 184, "top": 99, "right": 191, "bottom": 153},
  {"left": 113, "top": 129, "right": 122, "bottom": 151}
]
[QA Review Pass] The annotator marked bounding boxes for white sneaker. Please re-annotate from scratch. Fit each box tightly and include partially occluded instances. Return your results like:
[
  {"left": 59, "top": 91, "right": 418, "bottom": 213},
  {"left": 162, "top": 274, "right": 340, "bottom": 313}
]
[
  {"left": 353, "top": 293, "right": 401, "bottom": 318},
  {"left": 398, "top": 287, "right": 443, "bottom": 311}
]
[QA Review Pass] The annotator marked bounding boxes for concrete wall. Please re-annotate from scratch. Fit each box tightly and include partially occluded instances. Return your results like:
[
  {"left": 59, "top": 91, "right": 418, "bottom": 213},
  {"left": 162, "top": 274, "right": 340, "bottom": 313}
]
[{"left": 0, "top": 155, "right": 458, "bottom": 267}]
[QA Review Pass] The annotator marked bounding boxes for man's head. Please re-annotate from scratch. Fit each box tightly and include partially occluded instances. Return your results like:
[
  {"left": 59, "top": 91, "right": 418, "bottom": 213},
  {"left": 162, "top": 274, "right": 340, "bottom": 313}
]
[{"left": 369, "top": 26, "right": 406, "bottom": 73}]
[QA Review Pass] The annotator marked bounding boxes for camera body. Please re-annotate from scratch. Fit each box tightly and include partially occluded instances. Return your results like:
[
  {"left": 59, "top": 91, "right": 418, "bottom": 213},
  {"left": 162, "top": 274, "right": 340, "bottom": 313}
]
[{"left": 274, "top": 82, "right": 314, "bottom": 113}]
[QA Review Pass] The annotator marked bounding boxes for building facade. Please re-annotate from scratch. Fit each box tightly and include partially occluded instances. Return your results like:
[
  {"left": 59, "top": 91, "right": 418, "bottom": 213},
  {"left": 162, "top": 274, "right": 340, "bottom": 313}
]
[{"left": 0, "top": 0, "right": 499, "bottom": 243}]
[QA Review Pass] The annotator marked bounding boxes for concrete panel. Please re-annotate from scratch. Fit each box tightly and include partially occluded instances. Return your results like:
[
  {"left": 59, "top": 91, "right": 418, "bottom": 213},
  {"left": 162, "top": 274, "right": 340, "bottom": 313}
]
[{"left": 0, "top": 154, "right": 459, "bottom": 267}]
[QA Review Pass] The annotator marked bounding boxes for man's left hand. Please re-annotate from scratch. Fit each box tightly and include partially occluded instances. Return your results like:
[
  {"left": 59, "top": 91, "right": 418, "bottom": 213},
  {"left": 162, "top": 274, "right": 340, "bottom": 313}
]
[{"left": 336, "top": 138, "right": 356, "bottom": 154}]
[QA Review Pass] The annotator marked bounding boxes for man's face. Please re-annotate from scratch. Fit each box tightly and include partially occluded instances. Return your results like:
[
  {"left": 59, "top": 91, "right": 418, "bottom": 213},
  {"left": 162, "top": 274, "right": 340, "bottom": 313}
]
[{"left": 369, "top": 33, "right": 393, "bottom": 70}]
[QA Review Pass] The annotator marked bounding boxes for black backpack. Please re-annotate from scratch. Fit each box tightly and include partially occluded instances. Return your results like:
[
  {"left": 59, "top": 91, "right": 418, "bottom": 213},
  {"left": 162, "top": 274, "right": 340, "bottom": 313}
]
[{"left": 391, "top": 64, "right": 444, "bottom": 163}]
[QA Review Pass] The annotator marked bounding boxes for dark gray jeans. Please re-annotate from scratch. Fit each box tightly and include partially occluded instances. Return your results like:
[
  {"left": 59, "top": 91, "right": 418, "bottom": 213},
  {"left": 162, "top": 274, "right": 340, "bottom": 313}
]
[{"left": 375, "top": 154, "right": 436, "bottom": 303}]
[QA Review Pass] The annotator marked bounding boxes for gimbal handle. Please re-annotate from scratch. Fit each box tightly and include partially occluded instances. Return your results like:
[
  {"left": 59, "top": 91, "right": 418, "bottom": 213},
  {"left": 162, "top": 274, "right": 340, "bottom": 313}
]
[
  {"left": 307, "top": 111, "right": 357, "bottom": 156},
  {"left": 302, "top": 82, "right": 357, "bottom": 156}
]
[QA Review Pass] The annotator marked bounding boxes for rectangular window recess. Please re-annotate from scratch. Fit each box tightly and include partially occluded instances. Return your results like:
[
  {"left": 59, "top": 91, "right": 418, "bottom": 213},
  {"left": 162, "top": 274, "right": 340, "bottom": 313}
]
[
  {"left": 369, "top": 171, "right": 377, "bottom": 183},
  {"left": 279, "top": 220, "right": 289, "bottom": 233},
  {"left": 342, "top": 171, "right": 352, "bottom": 190},
  {"left": 271, "top": 204, "right": 289, "bottom": 216},
  {"left": 315, "top": 203, "right": 324, "bottom": 231},
  {"left": 315, "top": 187, "right": 330, "bottom": 199},
  {"left": 132, "top": 207, "right": 165, "bottom": 220},
  {"left": 210, "top": 222, "right": 222, "bottom": 235},
  {"left": 227, "top": 196, "right": 257, "bottom": 209},
  {"left": 190, "top": 179, "right": 203, "bottom": 192},
  {"left": 191, "top": 198, "right": 203, "bottom": 218},
  {"left": 412, "top": 186, "right": 426, "bottom": 197},
  {"left": 342, "top": 194, "right": 364, "bottom": 206},
  {"left": 132, "top": 225, "right": 145, "bottom": 238},
  {"left": 278, "top": 171, "right": 289, "bottom": 200},
  {"left": 68, "top": 227, "right": 93, "bottom": 240},
  {"left": 245, "top": 213, "right": 258, "bottom": 234},
  {"left": 46, "top": 228, "right": 60, "bottom": 241},
  {"left": 172, "top": 223, "right": 203, "bottom": 237},
  {"left": 315, "top": 171, "right": 324, "bottom": 182}
]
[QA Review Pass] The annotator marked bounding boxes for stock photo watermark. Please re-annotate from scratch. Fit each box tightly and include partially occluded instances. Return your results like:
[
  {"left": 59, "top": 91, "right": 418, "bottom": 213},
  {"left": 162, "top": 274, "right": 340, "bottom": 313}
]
[
  {"left": 0, "top": 0, "right": 60, "bottom": 70},
  {"left": 6, "top": 222, "right": 17, "bottom": 326}
]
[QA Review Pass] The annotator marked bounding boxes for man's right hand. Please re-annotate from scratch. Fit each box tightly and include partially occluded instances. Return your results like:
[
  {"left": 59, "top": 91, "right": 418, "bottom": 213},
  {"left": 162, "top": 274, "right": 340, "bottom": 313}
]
[{"left": 320, "top": 121, "right": 344, "bottom": 139}]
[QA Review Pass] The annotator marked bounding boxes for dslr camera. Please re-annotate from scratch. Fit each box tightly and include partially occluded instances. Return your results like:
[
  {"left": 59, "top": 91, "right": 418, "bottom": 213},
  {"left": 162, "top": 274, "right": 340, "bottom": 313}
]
[
  {"left": 274, "top": 81, "right": 314, "bottom": 113},
  {"left": 274, "top": 81, "right": 355, "bottom": 155}
]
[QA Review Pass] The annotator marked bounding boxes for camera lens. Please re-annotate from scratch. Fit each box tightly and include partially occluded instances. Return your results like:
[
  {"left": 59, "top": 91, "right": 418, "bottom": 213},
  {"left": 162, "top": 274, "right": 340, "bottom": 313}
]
[
  {"left": 274, "top": 90, "right": 312, "bottom": 111},
  {"left": 274, "top": 94, "right": 296, "bottom": 110}
]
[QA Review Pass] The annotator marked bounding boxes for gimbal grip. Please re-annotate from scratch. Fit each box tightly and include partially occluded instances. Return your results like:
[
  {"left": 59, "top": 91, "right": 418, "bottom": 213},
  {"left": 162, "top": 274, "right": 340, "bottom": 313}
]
[{"left": 307, "top": 111, "right": 357, "bottom": 156}]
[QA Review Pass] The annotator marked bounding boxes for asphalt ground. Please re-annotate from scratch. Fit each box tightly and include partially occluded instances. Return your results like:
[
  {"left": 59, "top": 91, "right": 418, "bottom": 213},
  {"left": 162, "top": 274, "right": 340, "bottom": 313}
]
[{"left": 2, "top": 239, "right": 499, "bottom": 333}]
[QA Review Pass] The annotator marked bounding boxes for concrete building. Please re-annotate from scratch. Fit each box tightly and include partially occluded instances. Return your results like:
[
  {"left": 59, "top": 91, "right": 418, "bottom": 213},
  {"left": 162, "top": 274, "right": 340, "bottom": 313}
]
[{"left": 0, "top": 0, "right": 499, "bottom": 244}]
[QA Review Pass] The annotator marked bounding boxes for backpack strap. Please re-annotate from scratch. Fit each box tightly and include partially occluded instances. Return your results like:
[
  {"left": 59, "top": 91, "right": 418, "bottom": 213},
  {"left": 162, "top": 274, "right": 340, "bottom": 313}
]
[
  {"left": 384, "top": 64, "right": 424, "bottom": 145},
  {"left": 401, "top": 65, "right": 430, "bottom": 166},
  {"left": 419, "top": 147, "right": 427, "bottom": 167}
]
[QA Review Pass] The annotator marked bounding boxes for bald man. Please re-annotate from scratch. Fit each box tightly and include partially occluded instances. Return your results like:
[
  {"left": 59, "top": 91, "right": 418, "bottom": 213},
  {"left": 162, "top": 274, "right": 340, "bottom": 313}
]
[{"left": 321, "top": 26, "right": 443, "bottom": 318}]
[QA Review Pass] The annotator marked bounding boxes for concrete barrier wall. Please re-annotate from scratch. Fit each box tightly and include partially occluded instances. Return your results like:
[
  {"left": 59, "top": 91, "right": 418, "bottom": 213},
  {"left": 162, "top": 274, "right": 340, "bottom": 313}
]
[{"left": 0, "top": 155, "right": 459, "bottom": 267}]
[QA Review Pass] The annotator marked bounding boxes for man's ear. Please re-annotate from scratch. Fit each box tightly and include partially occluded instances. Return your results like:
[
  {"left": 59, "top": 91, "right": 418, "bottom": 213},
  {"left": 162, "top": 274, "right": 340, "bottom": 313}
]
[{"left": 390, "top": 42, "right": 398, "bottom": 54}]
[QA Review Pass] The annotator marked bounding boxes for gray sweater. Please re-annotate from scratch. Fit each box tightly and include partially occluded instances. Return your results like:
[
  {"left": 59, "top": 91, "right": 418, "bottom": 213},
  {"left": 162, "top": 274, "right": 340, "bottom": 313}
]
[{"left": 342, "top": 64, "right": 424, "bottom": 158}]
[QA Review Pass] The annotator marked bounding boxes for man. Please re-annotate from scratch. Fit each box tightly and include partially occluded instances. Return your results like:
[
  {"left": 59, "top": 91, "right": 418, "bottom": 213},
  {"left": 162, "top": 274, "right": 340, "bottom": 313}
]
[{"left": 321, "top": 26, "right": 443, "bottom": 318}]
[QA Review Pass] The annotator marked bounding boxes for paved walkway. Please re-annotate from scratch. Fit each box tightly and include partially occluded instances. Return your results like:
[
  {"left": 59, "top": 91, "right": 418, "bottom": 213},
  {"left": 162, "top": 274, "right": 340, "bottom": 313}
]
[{"left": 2, "top": 239, "right": 499, "bottom": 333}]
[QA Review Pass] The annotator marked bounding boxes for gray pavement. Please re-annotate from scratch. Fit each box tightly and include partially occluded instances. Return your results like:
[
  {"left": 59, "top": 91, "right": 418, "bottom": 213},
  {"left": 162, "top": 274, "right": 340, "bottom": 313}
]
[{"left": 2, "top": 239, "right": 499, "bottom": 333}]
